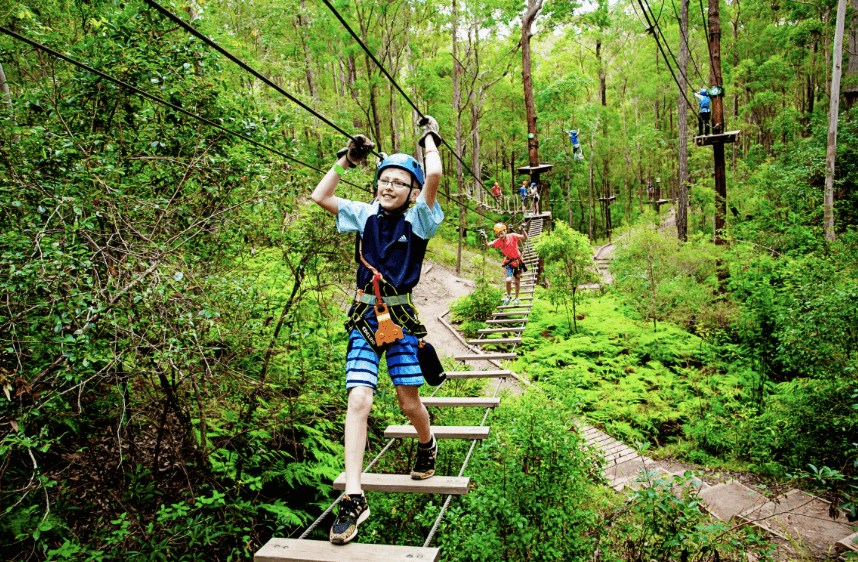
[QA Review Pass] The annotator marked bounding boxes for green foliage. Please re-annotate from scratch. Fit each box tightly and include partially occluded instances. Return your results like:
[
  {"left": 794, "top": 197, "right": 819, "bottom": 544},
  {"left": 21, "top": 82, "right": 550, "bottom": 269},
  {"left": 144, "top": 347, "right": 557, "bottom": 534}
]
[
  {"left": 611, "top": 228, "right": 730, "bottom": 332},
  {"left": 450, "top": 261, "right": 505, "bottom": 336},
  {"left": 416, "top": 392, "right": 604, "bottom": 561},
  {"left": 534, "top": 220, "right": 596, "bottom": 332}
]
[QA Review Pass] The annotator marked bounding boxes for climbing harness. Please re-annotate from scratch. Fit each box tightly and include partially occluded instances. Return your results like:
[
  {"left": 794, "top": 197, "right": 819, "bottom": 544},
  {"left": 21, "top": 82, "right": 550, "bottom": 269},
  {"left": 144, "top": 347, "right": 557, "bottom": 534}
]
[{"left": 345, "top": 238, "right": 428, "bottom": 356}]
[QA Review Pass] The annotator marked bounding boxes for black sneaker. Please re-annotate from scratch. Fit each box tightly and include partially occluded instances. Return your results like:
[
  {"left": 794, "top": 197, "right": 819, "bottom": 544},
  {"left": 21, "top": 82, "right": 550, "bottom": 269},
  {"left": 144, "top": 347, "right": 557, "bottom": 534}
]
[
  {"left": 329, "top": 493, "right": 370, "bottom": 544},
  {"left": 411, "top": 436, "right": 438, "bottom": 480}
]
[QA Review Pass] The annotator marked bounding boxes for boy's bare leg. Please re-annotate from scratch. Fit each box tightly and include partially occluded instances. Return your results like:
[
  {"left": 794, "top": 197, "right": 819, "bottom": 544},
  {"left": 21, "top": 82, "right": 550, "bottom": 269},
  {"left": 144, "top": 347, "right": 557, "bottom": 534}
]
[
  {"left": 514, "top": 274, "right": 521, "bottom": 298},
  {"left": 396, "top": 385, "right": 431, "bottom": 443},
  {"left": 344, "top": 386, "right": 374, "bottom": 495},
  {"left": 505, "top": 279, "right": 512, "bottom": 298}
]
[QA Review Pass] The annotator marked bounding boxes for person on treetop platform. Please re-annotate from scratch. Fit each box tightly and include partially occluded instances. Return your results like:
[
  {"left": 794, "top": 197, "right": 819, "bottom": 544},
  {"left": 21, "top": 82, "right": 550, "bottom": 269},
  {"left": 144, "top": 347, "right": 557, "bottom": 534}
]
[
  {"left": 694, "top": 89, "right": 711, "bottom": 135},
  {"left": 311, "top": 116, "right": 444, "bottom": 545}
]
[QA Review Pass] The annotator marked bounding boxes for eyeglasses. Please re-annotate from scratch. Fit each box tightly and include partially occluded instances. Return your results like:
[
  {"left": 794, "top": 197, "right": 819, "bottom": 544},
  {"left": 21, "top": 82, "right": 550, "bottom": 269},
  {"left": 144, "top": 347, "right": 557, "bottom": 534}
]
[{"left": 377, "top": 179, "right": 412, "bottom": 190}]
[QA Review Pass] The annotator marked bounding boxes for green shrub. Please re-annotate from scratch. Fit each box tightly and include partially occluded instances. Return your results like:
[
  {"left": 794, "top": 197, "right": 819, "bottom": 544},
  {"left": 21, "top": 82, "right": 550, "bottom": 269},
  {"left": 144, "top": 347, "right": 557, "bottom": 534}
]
[{"left": 416, "top": 392, "right": 605, "bottom": 561}]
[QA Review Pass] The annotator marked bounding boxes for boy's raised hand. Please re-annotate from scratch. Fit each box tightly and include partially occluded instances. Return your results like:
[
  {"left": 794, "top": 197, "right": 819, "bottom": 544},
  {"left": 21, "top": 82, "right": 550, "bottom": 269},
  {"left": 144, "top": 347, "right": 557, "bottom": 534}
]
[
  {"left": 417, "top": 115, "right": 442, "bottom": 148},
  {"left": 337, "top": 133, "right": 375, "bottom": 168}
]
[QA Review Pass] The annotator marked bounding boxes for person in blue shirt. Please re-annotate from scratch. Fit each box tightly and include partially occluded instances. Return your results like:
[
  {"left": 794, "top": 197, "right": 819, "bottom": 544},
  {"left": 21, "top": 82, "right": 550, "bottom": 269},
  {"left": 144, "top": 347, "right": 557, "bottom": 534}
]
[
  {"left": 568, "top": 129, "right": 584, "bottom": 160},
  {"left": 311, "top": 117, "right": 443, "bottom": 545},
  {"left": 694, "top": 89, "right": 711, "bottom": 135},
  {"left": 520, "top": 180, "right": 529, "bottom": 210}
]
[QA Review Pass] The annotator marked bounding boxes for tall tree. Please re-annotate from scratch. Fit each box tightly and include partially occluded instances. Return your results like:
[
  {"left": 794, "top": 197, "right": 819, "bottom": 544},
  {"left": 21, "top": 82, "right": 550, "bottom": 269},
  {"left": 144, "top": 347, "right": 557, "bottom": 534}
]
[
  {"left": 521, "top": 0, "right": 545, "bottom": 171},
  {"left": 677, "top": 0, "right": 690, "bottom": 242},
  {"left": 825, "top": 0, "right": 848, "bottom": 242}
]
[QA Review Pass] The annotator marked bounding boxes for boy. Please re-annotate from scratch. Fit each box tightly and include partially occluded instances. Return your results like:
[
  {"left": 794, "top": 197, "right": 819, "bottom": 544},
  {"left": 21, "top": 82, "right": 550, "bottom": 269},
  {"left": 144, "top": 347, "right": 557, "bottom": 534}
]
[
  {"left": 491, "top": 181, "right": 501, "bottom": 199},
  {"left": 569, "top": 129, "right": 584, "bottom": 160},
  {"left": 311, "top": 116, "right": 443, "bottom": 545},
  {"left": 529, "top": 182, "right": 540, "bottom": 213},
  {"left": 519, "top": 180, "right": 529, "bottom": 210},
  {"left": 694, "top": 89, "right": 711, "bottom": 135},
  {"left": 481, "top": 222, "right": 528, "bottom": 306}
]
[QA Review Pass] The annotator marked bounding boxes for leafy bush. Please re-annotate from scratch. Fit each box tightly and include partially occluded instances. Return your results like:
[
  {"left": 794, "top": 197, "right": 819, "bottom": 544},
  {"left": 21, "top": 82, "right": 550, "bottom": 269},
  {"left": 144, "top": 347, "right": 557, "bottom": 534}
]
[{"left": 416, "top": 392, "right": 605, "bottom": 561}]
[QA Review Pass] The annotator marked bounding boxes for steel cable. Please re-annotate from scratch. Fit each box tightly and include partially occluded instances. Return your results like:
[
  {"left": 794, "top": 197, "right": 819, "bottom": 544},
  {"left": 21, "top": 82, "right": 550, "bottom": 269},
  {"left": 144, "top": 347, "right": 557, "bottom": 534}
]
[{"left": 0, "top": 26, "right": 371, "bottom": 194}]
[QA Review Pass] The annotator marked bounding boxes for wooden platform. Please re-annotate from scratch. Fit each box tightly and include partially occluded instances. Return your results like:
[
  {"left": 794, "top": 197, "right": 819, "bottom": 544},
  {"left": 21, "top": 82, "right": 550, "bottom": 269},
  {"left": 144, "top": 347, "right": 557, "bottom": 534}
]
[
  {"left": 444, "top": 370, "right": 514, "bottom": 378},
  {"left": 421, "top": 397, "right": 501, "bottom": 408},
  {"left": 478, "top": 327, "right": 525, "bottom": 334},
  {"left": 333, "top": 473, "right": 471, "bottom": 495},
  {"left": 466, "top": 338, "right": 522, "bottom": 345},
  {"left": 385, "top": 425, "right": 490, "bottom": 440},
  {"left": 454, "top": 352, "right": 517, "bottom": 361},
  {"left": 693, "top": 130, "right": 741, "bottom": 147},
  {"left": 255, "top": 538, "right": 440, "bottom": 562},
  {"left": 517, "top": 163, "right": 554, "bottom": 174}
]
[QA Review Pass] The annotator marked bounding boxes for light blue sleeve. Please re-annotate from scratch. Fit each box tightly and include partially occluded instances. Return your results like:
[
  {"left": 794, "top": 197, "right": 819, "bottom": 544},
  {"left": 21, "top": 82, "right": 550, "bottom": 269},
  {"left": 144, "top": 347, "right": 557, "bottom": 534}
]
[
  {"left": 405, "top": 193, "right": 444, "bottom": 240},
  {"left": 336, "top": 199, "right": 377, "bottom": 235}
]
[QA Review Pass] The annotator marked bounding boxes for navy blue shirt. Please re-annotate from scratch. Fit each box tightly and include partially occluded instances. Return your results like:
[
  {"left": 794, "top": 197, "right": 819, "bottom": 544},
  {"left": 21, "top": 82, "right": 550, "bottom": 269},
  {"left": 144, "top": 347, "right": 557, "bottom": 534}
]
[{"left": 337, "top": 194, "right": 444, "bottom": 293}]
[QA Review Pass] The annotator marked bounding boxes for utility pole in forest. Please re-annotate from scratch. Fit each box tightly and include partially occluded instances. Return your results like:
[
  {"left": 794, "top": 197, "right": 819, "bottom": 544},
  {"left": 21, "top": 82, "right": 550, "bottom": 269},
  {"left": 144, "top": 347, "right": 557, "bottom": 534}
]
[
  {"left": 694, "top": 0, "right": 739, "bottom": 245},
  {"left": 824, "top": 0, "right": 847, "bottom": 242}
]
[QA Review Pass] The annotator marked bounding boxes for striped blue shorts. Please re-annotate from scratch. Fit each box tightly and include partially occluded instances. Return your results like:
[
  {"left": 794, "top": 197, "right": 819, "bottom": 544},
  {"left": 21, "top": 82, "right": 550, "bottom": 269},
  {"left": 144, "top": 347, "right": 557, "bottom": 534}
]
[{"left": 346, "top": 321, "right": 424, "bottom": 390}]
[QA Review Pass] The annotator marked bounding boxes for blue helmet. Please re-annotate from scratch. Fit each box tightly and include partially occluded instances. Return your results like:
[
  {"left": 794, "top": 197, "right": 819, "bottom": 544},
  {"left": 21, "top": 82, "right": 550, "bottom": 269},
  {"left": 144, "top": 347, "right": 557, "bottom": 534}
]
[
  {"left": 375, "top": 153, "right": 425, "bottom": 189},
  {"left": 699, "top": 89, "right": 708, "bottom": 96}
]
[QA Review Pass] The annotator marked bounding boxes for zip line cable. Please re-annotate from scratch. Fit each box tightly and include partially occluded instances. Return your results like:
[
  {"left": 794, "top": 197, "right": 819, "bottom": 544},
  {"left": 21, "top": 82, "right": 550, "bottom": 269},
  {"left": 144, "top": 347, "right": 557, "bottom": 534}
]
[
  {"left": 642, "top": 0, "right": 702, "bottom": 110},
  {"left": 0, "top": 26, "right": 370, "bottom": 194},
  {"left": 317, "top": 0, "right": 495, "bottom": 196},
  {"left": 635, "top": 0, "right": 701, "bottom": 118},
  {"left": 667, "top": 0, "right": 708, "bottom": 85},
  {"left": 142, "top": 0, "right": 367, "bottom": 150},
  {"left": 698, "top": 0, "right": 717, "bottom": 75},
  {"left": 142, "top": 1, "right": 506, "bottom": 223}
]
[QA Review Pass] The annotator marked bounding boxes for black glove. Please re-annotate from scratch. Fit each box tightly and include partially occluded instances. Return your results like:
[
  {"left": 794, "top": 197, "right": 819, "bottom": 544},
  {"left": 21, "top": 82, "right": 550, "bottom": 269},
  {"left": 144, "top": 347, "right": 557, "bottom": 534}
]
[
  {"left": 336, "top": 134, "right": 375, "bottom": 168},
  {"left": 417, "top": 115, "right": 442, "bottom": 148}
]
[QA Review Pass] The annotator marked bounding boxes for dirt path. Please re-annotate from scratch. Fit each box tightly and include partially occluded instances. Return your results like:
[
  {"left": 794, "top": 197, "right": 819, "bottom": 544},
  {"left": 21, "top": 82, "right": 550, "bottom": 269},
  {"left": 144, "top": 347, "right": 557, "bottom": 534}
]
[{"left": 412, "top": 262, "right": 497, "bottom": 373}]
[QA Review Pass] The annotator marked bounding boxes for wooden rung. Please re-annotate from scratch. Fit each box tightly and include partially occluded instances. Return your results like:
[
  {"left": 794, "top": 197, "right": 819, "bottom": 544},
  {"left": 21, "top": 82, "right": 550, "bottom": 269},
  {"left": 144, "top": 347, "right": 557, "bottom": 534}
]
[
  {"left": 385, "top": 425, "right": 490, "bottom": 440},
  {"left": 486, "top": 318, "right": 527, "bottom": 324},
  {"left": 493, "top": 311, "right": 530, "bottom": 317},
  {"left": 478, "top": 327, "right": 525, "bottom": 333},
  {"left": 466, "top": 338, "right": 522, "bottom": 345},
  {"left": 422, "top": 397, "right": 501, "bottom": 408},
  {"left": 497, "top": 304, "right": 532, "bottom": 310},
  {"left": 455, "top": 352, "right": 517, "bottom": 361},
  {"left": 255, "top": 538, "right": 440, "bottom": 562},
  {"left": 445, "top": 369, "right": 513, "bottom": 378},
  {"left": 333, "top": 473, "right": 470, "bottom": 495}
]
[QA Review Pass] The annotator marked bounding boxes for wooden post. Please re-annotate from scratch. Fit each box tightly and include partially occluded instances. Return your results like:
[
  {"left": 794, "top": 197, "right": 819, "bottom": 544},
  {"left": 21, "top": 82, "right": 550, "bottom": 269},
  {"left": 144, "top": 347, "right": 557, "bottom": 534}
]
[
  {"left": 708, "top": 0, "right": 728, "bottom": 245},
  {"left": 824, "top": 0, "right": 847, "bottom": 242}
]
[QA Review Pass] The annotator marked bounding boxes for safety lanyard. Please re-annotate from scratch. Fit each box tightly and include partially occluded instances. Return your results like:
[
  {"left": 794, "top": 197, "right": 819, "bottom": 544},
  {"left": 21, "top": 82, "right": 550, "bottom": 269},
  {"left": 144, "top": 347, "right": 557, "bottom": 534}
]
[{"left": 357, "top": 237, "right": 385, "bottom": 304}]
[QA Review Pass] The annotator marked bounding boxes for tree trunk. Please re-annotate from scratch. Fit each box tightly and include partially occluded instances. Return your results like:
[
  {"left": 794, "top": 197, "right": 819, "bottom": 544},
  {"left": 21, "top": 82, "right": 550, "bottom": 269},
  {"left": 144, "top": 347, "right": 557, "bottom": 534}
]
[
  {"left": 844, "top": 0, "right": 858, "bottom": 108},
  {"left": 521, "top": 0, "right": 546, "bottom": 168},
  {"left": 0, "top": 61, "right": 12, "bottom": 117},
  {"left": 708, "top": 0, "right": 728, "bottom": 244},
  {"left": 453, "top": 0, "right": 465, "bottom": 274},
  {"left": 825, "top": 0, "right": 848, "bottom": 242},
  {"left": 597, "top": 39, "right": 607, "bottom": 106},
  {"left": 677, "top": 0, "right": 690, "bottom": 242}
]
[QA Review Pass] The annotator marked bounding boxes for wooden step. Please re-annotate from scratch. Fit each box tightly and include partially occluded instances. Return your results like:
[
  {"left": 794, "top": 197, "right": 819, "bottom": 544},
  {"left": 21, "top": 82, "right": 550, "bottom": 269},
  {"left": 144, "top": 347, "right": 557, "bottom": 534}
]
[
  {"left": 445, "top": 369, "right": 514, "bottom": 378},
  {"left": 385, "top": 425, "right": 490, "bottom": 440},
  {"left": 455, "top": 352, "right": 517, "bottom": 361},
  {"left": 478, "top": 327, "right": 525, "bottom": 334},
  {"left": 466, "top": 338, "right": 522, "bottom": 345},
  {"left": 486, "top": 318, "right": 527, "bottom": 324},
  {"left": 333, "top": 473, "right": 470, "bottom": 495},
  {"left": 421, "top": 397, "right": 501, "bottom": 408},
  {"left": 255, "top": 538, "right": 440, "bottom": 562},
  {"left": 498, "top": 304, "right": 532, "bottom": 310},
  {"left": 492, "top": 312, "right": 529, "bottom": 317}
]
